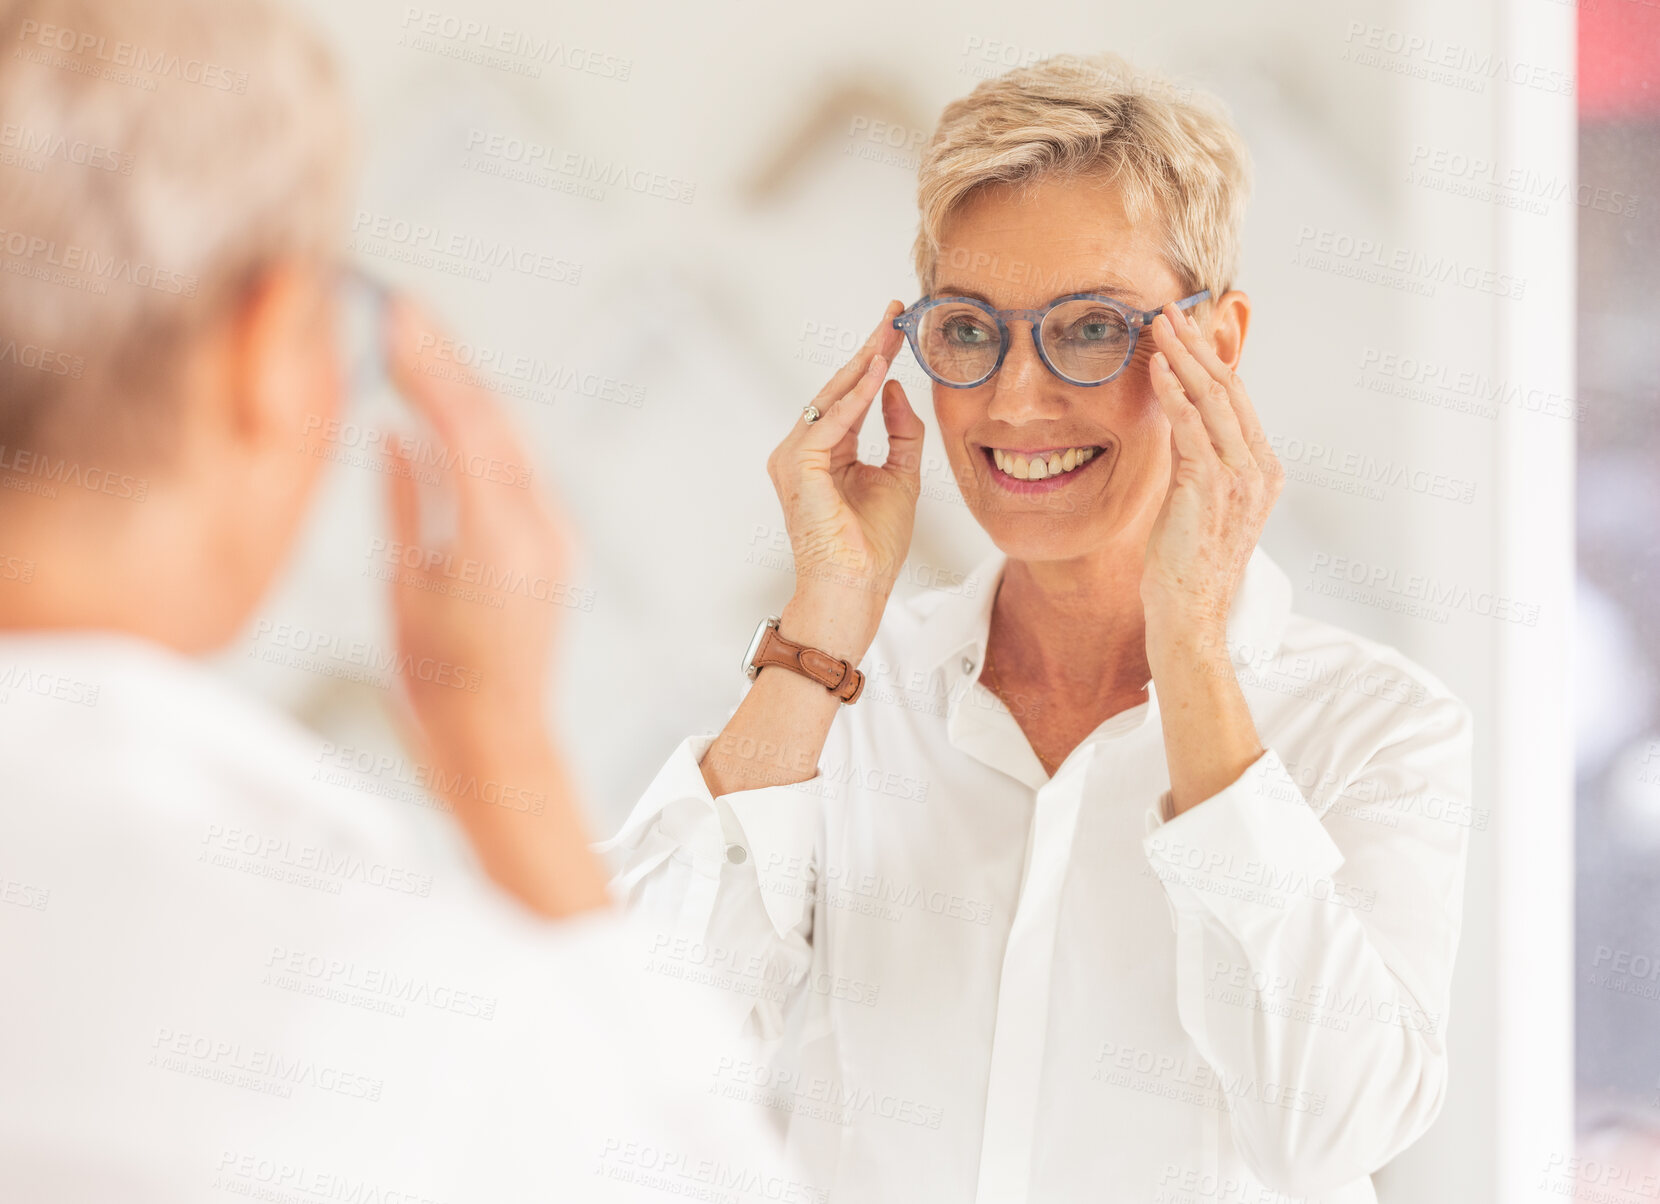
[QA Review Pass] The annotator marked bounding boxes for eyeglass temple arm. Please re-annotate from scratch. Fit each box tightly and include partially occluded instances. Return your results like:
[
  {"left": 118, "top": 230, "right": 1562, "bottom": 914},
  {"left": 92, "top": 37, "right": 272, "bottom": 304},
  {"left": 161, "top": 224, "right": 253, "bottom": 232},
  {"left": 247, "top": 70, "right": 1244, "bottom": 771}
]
[{"left": 1130, "top": 288, "right": 1211, "bottom": 328}]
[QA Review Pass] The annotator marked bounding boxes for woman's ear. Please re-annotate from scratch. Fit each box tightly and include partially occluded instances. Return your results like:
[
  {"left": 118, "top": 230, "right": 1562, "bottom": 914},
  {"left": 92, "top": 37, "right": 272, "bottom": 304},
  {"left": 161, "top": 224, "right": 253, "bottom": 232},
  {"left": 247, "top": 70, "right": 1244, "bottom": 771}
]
[
  {"left": 1206, "top": 289, "right": 1251, "bottom": 371},
  {"left": 224, "top": 260, "right": 340, "bottom": 451}
]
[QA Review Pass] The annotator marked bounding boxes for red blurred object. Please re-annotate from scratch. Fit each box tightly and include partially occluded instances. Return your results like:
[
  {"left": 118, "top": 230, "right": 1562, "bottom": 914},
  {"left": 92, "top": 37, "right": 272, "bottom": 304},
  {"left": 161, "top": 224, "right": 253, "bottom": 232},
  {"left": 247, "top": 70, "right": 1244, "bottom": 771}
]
[{"left": 1579, "top": 0, "right": 1660, "bottom": 119}]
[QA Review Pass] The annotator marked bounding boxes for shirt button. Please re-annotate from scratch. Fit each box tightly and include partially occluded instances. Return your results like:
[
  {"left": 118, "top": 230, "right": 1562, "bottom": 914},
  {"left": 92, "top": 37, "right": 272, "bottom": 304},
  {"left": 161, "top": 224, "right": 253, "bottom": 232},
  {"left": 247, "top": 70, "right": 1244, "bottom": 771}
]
[
  {"left": 725, "top": 844, "right": 748, "bottom": 864},
  {"left": 962, "top": 656, "right": 976, "bottom": 674}
]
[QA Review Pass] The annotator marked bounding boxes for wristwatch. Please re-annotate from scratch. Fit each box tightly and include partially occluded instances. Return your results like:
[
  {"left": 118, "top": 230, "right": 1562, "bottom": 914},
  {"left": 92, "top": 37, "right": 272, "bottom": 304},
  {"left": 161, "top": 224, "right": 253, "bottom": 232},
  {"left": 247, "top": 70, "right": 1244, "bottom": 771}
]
[{"left": 742, "top": 616, "right": 865, "bottom": 704}]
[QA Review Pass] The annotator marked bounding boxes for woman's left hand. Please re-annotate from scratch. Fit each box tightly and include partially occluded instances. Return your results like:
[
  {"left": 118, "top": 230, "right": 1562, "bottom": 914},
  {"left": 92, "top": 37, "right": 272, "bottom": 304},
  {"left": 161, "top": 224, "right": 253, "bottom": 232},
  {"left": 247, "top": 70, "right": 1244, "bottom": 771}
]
[{"left": 1141, "top": 302, "right": 1283, "bottom": 642}]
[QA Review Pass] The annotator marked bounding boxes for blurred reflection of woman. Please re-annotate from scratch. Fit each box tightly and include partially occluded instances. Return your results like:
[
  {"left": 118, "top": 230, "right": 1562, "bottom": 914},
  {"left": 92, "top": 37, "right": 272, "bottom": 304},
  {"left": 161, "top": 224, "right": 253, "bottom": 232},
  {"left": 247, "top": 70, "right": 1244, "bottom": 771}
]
[{"left": 604, "top": 53, "right": 1472, "bottom": 1204}]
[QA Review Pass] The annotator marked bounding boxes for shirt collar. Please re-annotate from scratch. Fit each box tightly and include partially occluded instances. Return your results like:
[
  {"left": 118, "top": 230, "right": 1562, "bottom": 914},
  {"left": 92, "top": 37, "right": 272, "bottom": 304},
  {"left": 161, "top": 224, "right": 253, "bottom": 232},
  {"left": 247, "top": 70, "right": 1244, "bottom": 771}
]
[
  {"left": 914, "top": 550, "right": 1006, "bottom": 681},
  {"left": 914, "top": 542, "right": 1294, "bottom": 682}
]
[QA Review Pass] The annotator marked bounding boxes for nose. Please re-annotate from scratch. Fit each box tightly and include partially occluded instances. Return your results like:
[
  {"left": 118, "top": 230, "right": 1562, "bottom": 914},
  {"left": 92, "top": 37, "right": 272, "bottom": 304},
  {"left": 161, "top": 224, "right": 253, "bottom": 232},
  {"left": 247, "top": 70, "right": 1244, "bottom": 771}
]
[{"left": 985, "top": 320, "right": 1064, "bottom": 423}]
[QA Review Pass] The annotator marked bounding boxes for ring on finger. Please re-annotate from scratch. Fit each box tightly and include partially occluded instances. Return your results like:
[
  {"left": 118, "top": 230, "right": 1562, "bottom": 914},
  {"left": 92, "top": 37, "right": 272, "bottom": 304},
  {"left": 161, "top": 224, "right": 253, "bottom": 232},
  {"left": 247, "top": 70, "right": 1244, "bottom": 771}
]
[{"left": 802, "top": 404, "right": 821, "bottom": 424}]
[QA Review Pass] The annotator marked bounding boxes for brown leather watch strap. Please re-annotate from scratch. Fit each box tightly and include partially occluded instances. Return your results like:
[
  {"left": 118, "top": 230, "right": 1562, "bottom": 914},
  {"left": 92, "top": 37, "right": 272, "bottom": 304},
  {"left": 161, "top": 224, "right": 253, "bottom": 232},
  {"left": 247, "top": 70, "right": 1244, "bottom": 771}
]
[{"left": 752, "top": 624, "right": 865, "bottom": 703}]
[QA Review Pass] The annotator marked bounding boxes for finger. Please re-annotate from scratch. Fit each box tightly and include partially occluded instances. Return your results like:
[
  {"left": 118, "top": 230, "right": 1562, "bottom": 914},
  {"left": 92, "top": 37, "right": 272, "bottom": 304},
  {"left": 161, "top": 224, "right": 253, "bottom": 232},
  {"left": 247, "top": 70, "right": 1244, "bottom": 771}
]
[
  {"left": 1169, "top": 304, "right": 1269, "bottom": 456},
  {"left": 1152, "top": 308, "right": 1251, "bottom": 465},
  {"left": 810, "top": 301, "right": 905, "bottom": 411},
  {"left": 382, "top": 439, "right": 445, "bottom": 597},
  {"left": 1151, "top": 310, "right": 1251, "bottom": 470},
  {"left": 1151, "top": 351, "right": 1217, "bottom": 467},
  {"left": 386, "top": 297, "right": 543, "bottom": 522},
  {"left": 803, "top": 352, "right": 889, "bottom": 454},
  {"left": 830, "top": 342, "right": 905, "bottom": 453},
  {"left": 386, "top": 438, "right": 423, "bottom": 553},
  {"left": 809, "top": 325, "right": 906, "bottom": 441},
  {"left": 387, "top": 296, "right": 530, "bottom": 473},
  {"left": 879, "top": 379, "right": 924, "bottom": 482}
]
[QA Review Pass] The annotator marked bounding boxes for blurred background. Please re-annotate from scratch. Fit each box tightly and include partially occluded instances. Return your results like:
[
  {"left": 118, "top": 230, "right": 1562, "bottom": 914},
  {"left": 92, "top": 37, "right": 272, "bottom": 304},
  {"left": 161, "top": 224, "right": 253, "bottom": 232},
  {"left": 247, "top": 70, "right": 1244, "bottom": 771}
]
[
  {"left": 1573, "top": 0, "right": 1660, "bottom": 1187},
  {"left": 199, "top": 0, "right": 1642, "bottom": 1198}
]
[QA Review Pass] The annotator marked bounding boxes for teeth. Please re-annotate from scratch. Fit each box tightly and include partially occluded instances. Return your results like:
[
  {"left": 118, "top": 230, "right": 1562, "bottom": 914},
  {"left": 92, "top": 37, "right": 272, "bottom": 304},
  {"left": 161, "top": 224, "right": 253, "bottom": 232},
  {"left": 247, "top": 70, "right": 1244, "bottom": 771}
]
[{"left": 989, "top": 446, "right": 1099, "bottom": 482}]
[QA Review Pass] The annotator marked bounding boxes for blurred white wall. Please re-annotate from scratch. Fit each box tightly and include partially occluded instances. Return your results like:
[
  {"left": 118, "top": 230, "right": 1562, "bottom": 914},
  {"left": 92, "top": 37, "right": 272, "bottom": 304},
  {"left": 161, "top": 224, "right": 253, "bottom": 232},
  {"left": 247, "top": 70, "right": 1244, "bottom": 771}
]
[{"left": 209, "top": 1, "right": 1580, "bottom": 1198}]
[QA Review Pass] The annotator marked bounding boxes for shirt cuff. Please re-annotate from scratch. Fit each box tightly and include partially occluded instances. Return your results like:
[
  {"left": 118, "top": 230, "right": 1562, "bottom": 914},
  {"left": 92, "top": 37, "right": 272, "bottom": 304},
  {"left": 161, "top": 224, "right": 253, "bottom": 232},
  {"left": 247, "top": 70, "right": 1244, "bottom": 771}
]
[
  {"left": 1140, "top": 748, "right": 1346, "bottom": 938},
  {"left": 598, "top": 733, "right": 826, "bottom": 939}
]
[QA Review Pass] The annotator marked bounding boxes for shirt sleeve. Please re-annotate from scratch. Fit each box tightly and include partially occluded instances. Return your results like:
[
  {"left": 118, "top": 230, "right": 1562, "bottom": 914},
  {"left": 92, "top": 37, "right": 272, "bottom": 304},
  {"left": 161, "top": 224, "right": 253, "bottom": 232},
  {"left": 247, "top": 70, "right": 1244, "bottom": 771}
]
[
  {"left": 1139, "top": 692, "right": 1474, "bottom": 1197},
  {"left": 596, "top": 723, "right": 838, "bottom": 1042}
]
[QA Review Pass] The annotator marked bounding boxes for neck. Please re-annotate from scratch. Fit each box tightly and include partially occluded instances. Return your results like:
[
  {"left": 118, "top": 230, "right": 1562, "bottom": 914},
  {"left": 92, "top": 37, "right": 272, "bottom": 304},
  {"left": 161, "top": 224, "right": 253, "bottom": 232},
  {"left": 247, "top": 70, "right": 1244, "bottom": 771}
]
[
  {"left": 0, "top": 487, "right": 241, "bottom": 653},
  {"left": 988, "top": 542, "right": 1152, "bottom": 701}
]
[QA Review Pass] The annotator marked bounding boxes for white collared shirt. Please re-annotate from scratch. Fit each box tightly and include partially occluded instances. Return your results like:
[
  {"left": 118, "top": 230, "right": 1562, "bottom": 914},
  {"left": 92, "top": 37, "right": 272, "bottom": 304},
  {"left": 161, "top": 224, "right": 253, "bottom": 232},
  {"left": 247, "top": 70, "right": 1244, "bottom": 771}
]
[
  {"left": 0, "top": 632, "right": 802, "bottom": 1203},
  {"left": 601, "top": 545, "right": 1474, "bottom": 1204}
]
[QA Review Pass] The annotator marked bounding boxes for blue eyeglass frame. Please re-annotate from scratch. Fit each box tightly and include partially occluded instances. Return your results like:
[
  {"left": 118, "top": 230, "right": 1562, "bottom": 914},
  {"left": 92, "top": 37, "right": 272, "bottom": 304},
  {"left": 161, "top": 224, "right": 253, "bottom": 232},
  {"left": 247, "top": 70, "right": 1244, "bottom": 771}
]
[
  {"left": 335, "top": 262, "right": 394, "bottom": 402},
  {"left": 892, "top": 288, "right": 1211, "bottom": 388}
]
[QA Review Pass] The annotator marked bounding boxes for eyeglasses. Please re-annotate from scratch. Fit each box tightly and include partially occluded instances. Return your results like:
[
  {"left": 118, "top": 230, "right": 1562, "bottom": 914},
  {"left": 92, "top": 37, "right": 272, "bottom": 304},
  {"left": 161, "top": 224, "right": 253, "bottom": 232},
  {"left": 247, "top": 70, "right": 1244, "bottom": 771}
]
[
  {"left": 892, "top": 288, "right": 1210, "bottom": 389},
  {"left": 335, "top": 263, "right": 393, "bottom": 401}
]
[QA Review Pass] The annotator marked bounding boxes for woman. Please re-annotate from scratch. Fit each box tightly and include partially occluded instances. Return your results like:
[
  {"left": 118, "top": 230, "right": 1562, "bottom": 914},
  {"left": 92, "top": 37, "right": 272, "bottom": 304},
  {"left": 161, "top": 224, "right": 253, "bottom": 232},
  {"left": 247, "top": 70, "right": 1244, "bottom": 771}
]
[{"left": 605, "top": 53, "right": 1471, "bottom": 1204}]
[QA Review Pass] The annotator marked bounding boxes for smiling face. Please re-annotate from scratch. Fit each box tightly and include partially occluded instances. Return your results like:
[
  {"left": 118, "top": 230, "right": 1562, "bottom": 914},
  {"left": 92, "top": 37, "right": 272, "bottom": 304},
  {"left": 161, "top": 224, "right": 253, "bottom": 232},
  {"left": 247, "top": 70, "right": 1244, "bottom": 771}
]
[{"left": 928, "top": 172, "right": 1187, "bottom": 567}]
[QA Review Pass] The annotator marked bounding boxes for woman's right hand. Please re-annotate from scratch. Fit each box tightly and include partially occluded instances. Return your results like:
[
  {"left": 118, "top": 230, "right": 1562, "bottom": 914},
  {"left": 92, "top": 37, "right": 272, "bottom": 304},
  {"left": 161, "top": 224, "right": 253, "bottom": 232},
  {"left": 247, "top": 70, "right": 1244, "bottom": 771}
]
[
  {"left": 697, "top": 304, "right": 920, "bottom": 798},
  {"left": 766, "top": 301, "right": 924, "bottom": 660}
]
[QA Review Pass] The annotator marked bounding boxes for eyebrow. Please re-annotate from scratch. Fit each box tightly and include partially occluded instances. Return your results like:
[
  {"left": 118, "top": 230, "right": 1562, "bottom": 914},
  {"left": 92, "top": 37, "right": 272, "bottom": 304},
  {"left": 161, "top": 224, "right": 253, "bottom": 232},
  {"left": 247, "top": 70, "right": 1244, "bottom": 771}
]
[{"left": 930, "top": 278, "right": 1150, "bottom": 309}]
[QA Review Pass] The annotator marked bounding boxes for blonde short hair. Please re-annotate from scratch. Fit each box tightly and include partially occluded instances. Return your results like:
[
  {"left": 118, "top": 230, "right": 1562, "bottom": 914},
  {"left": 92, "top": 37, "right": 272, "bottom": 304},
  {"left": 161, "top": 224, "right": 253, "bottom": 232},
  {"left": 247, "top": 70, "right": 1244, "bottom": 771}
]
[
  {"left": 0, "top": 0, "right": 352, "bottom": 461},
  {"left": 913, "top": 53, "right": 1251, "bottom": 303}
]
